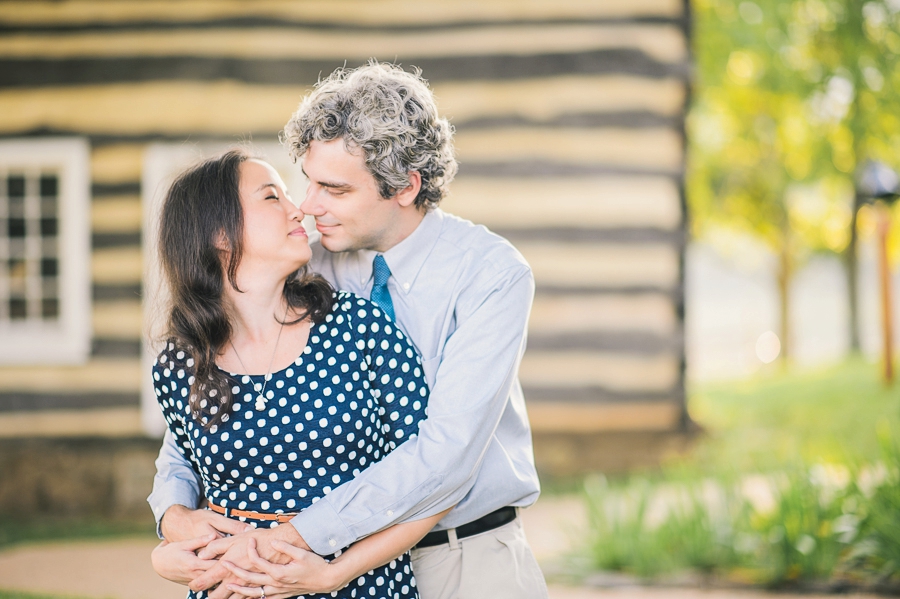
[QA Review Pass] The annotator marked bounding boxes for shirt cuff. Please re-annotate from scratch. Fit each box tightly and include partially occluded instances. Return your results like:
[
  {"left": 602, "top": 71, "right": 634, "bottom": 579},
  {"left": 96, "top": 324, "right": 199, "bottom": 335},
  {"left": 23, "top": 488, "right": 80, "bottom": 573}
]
[
  {"left": 290, "top": 499, "right": 355, "bottom": 555},
  {"left": 148, "top": 479, "right": 202, "bottom": 540}
]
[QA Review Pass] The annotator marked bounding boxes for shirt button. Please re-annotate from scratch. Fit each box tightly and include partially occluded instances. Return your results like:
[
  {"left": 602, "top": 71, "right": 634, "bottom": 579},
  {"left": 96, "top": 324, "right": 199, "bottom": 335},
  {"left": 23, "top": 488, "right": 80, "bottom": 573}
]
[
  {"left": 403, "top": 283, "right": 410, "bottom": 290},
  {"left": 387, "top": 510, "right": 394, "bottom": 517},
  {"left": 329, "top": 539, "right": 336, "bottom": 547}
]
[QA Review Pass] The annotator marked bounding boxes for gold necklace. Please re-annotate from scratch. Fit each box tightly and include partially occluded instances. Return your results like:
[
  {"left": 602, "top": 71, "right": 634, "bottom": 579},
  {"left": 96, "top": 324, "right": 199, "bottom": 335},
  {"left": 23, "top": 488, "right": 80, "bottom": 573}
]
[{"left": 229, "top": 305, "right": 288, "bottom": 411}]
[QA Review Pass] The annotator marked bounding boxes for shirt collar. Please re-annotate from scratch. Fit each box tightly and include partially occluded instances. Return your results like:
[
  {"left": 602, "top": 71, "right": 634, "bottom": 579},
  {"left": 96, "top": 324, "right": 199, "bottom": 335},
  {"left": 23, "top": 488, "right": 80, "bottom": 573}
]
[{"left": 365, "top": 209, "right": 444, "bottom": 295}]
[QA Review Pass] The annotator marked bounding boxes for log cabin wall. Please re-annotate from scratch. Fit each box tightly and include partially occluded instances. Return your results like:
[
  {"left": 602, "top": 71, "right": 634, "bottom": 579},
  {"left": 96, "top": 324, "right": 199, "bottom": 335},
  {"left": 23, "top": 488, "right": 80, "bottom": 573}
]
[{"left": 0, "top": 1, "right": 691, "bottom": 478}]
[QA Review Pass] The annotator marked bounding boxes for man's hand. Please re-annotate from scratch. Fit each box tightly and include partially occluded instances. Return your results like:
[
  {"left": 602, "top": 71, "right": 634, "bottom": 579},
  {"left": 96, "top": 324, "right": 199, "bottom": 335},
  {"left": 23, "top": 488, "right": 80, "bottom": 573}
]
[
  {"left": 161, "top": 505, "right": 252, "bottom": 542},
  {"left": 151, "top": 535, "right": 218, "bottom": 585},
  {"left": 224, "top": 538, "right": 341, "bottom": 599},
  {"left": 191, "top": 524, "right": 311, "bottom": 599},
  {"left": 198, "top": 520, "right": 308, "bottom": 560}
]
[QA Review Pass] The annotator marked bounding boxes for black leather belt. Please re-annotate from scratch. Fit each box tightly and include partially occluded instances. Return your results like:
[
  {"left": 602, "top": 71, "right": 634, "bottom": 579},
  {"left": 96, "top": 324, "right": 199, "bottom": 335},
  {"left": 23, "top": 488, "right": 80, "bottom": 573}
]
[{"left": 414, "top": 506, "right": 517, "bottom": 549}]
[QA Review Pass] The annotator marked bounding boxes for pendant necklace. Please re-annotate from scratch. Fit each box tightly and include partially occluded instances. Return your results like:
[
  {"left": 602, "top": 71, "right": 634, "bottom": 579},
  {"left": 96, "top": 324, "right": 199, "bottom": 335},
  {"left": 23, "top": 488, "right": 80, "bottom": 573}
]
[{"left": 230, "top": 304, "right": 288, "bottom": 411}]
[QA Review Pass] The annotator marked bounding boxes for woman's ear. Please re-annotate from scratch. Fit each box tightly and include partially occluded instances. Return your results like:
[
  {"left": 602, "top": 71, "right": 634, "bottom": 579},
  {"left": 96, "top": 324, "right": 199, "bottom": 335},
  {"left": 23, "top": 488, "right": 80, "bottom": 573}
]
[{"left": 214, "top": 230, "right": 230, "bottom": 252}]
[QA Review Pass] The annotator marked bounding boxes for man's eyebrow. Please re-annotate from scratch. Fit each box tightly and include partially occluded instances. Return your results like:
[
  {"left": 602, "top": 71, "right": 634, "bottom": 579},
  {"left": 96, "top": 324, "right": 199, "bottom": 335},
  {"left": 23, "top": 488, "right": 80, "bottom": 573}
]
[
  {"left": 320, "top": 180, "right": 353, "bottom": 190},
  {"left": 301, "top": 167, "right": 353, "bottom": 190}
]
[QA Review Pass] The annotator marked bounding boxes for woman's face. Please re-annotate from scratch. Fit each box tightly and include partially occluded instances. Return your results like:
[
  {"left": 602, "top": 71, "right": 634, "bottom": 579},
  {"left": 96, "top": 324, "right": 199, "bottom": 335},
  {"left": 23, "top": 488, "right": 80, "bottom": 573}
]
[{"left": 237, "top": 159, "right": 311, "bottom": 274}]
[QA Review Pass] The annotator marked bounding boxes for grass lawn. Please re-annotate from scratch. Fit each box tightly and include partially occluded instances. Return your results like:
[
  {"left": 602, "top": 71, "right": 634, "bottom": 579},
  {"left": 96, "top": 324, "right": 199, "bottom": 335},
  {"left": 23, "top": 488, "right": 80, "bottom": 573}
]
[
  {"left": 0, "top": 593, "right": 90, "bottom": 599},
  {"left": 685, "top": 356, "right": 900, "bottom": 473},
  {"left": 0, "top": 516, "right": 155, "bottom": 551}
]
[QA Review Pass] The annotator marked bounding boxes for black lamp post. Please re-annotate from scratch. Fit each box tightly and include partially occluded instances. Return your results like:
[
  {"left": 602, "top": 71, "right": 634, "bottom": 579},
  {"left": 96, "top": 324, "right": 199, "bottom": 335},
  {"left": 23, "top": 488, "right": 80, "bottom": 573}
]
[{"left": 857, "top": 161, "right": 900, "bottom": 384}]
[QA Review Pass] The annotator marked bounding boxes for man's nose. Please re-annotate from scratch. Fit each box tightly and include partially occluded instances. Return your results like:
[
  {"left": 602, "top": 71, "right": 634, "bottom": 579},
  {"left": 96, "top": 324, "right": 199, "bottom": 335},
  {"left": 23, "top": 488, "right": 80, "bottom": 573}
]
[{"left": 300, "top": 189, "right": 323, "bottom": 216}]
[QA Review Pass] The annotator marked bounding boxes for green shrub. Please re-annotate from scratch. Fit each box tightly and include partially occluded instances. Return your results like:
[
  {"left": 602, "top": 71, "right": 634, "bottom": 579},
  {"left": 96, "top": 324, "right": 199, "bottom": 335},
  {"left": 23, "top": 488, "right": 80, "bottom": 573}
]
[
  {"left": 584, "top": 475, "right": 672, "bottom": 577},
  {"left": 853, "top": 425, "right": 900, "bottom": 582},
  {"left": 745, "top": 465, "right": 852, "bottom": 585},
  {"left": 655, "top": 481, "right": 744, "bottom": 574},
  {"left": 582, "top": 465, "right": 861, "bottom": 585}
]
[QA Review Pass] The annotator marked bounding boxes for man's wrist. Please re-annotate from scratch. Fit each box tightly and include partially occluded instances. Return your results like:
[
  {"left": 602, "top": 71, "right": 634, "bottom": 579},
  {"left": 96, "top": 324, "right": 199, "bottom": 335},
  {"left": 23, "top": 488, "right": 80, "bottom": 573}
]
[
  {"left": 271, "top": 521, "right": 310, "bottom": 551},
  {"left": 160, "top": 504, "right": 191, "bottom": 541}
]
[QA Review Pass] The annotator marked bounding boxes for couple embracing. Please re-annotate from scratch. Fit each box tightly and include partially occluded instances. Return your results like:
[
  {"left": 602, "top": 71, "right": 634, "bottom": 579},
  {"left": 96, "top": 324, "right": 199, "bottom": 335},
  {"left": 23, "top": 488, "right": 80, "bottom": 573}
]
[{"left": 148, "top": 62, "right": 549, "bottom": 599}]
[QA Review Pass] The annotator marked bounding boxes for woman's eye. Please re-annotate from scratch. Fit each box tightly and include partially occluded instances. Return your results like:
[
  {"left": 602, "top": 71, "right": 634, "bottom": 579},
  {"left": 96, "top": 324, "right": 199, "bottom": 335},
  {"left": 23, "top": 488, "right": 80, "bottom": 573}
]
[{"left": 266, "top": 194, "right": 279, "bottom": 200}]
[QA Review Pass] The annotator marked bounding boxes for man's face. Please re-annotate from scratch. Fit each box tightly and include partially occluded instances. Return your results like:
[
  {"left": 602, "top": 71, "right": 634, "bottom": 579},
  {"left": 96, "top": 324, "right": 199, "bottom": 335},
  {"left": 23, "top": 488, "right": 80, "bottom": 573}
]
[{"left": 300, "top": 139, "right": 402, "bottom": 253}]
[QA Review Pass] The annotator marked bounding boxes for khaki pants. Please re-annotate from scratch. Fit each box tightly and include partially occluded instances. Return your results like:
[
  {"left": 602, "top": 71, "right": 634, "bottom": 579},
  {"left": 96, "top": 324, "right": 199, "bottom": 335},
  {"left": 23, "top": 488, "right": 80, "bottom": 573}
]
[{"left": 409, "top": 516, "right": 549, "bottom": 599}]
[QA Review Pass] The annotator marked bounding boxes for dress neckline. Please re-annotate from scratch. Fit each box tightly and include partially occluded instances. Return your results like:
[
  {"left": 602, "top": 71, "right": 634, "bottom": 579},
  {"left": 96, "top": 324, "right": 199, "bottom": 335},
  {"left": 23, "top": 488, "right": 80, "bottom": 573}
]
[{"left": 216, "top": 330, "right": 318, "bottom": 378}]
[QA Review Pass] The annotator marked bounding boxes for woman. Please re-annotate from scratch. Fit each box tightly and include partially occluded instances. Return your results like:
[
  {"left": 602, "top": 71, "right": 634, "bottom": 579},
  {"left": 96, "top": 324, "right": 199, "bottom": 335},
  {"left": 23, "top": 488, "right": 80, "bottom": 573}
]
[{"left": 151, "top": 148, "right": 447, "bottom": 599}]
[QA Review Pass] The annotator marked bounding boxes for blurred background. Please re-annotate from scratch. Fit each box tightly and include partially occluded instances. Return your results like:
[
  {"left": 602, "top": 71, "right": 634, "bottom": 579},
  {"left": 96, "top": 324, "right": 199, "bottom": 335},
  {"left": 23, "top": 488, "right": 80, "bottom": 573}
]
[{"left": 1, "top": 0, "right": 900, "bottom": 596}]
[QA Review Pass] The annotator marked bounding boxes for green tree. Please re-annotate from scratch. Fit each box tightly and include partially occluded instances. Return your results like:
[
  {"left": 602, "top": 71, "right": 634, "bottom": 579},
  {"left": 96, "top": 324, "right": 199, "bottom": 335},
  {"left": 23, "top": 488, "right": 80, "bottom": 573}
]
[{"left": 689, "top": 0, "right": 900, "bottom": 360}]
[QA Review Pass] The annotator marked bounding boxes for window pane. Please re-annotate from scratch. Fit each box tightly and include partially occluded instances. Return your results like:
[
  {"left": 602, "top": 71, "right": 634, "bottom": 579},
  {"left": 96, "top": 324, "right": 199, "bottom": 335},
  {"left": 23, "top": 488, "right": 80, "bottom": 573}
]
[
  {"left": 40, "top": 258, "right": 58, "bottom": 277},
  {"left": 7, "top": 218, "right": 25, "bottom": 238},
  {"left": 40, "top": 217, "right": 58, "bottom": 237},
  {"left": 41, "top": 298, "right": 59, "bottom": 319},
  {"left": 7, "top": 195, "right": 24, "bottom": 218},
  {"left": 40, "top": 198, "right": 57, "bottom": 217},
  {"left": 2, "top": 172, "right": 64, "bottom": 325},
  {"left": 7, "top": 175, "right": 24, "bottom": 198},
  {"left": 9, "top": 298, "right": 26, "bottom": 320},
  {"left": 40, "top": 175, "right": 57, "bottom": 197},
  {"left": 42, "top": 277, "right": 58, "bottom": 298},
  {"left": 8, "top": 258, "right": 26, "bottom": 294}
]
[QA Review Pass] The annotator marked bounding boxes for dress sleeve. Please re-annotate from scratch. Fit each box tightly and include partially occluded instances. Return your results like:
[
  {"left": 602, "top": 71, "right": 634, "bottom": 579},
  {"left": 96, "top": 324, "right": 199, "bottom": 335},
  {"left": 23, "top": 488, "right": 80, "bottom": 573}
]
[
  {"left": 359, "top": 300, "right": 429, "bottom": 452},
  {"left": 152, "top": 350, "right": 202, "bottom": 483}
]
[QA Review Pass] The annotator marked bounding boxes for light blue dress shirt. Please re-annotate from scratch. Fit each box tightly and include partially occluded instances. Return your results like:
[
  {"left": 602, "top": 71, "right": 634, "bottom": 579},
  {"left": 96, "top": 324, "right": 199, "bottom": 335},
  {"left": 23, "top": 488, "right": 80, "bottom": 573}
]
[{"left": 148, "top": 208, "right": 541, "bottom": 554}]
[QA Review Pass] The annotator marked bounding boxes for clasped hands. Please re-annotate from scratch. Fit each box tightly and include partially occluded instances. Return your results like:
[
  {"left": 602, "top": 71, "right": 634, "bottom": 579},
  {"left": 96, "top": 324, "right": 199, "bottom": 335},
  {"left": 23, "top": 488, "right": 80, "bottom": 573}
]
[{"left": 154, "top": 506, "right": 344, "bottom": 599}]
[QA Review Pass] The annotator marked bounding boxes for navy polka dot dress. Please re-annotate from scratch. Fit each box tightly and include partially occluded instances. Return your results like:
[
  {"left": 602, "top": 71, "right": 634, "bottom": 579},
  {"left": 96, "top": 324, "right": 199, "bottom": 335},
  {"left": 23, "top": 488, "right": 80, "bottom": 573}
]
[{"left": 154, "top": 292, "right": 429, "bottom": 599}]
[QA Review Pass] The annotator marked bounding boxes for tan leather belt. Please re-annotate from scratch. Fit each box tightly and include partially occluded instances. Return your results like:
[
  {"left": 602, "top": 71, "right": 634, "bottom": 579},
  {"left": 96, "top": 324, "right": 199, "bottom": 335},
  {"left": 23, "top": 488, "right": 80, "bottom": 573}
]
[{"left": 209, "top": 501, "right": 297, "bottom": 523}]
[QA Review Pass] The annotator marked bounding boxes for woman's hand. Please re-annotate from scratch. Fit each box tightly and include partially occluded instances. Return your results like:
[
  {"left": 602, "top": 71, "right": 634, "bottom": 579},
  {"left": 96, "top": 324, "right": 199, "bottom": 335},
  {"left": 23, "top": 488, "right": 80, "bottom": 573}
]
[
  {"left": 223, "top": 538, "right": 346, "bottom": 598},
  {"left": 151, "top": 534, "right": 218, "bottom": 585}
]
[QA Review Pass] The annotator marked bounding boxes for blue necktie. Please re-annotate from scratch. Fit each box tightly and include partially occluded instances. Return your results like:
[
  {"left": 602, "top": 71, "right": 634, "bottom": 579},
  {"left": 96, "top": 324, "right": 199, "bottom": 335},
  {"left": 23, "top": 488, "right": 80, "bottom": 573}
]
[{"left": 370, "top": 254, "right": 395, "bottom": 321}]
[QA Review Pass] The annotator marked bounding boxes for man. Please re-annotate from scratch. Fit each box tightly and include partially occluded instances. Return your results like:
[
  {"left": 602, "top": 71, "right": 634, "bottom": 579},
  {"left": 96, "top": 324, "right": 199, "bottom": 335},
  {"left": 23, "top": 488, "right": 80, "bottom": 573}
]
[{"left": 149, "top": 62, "right": 548, "bottom": 599}]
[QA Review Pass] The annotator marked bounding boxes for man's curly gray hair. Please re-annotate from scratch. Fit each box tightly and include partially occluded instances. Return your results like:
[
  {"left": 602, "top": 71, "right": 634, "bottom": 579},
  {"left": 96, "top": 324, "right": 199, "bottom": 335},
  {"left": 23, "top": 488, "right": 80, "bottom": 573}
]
[{"left": 282, "top": 62, "right": 458, "bottom": 211}]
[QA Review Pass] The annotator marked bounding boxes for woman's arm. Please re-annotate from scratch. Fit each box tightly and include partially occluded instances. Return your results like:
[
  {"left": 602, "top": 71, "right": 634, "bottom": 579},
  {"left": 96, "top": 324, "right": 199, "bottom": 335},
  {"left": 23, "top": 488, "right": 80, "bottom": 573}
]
[
  {"left": 151, "top": 534, "right": 218, "bottom": 585},
  {"left": 224, "top": 508, "right": 452, "bottom": 598}
]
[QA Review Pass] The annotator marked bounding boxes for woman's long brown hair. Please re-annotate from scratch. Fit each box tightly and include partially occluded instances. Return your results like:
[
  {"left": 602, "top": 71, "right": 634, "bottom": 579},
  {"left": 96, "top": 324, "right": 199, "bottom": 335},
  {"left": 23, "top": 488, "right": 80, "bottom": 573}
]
[{"left": 158, "top": 148, "right": 332, "bottom": 426}]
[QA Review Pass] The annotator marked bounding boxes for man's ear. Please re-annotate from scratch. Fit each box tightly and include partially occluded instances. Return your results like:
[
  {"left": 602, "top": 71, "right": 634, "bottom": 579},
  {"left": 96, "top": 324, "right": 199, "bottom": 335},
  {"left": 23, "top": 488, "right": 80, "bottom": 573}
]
[{"left": 395, "top": 171, "right": 422, "bottom": 208}]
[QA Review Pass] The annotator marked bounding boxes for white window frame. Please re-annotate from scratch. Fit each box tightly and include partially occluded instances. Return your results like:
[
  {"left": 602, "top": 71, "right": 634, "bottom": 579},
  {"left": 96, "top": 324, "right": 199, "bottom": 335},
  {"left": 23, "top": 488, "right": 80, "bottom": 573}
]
[
  {"left": 0, "top": 137, "right": 91, "bottom": 364},
  {"left": 141, "top": 141, "right": 309, "bottom": 435}
]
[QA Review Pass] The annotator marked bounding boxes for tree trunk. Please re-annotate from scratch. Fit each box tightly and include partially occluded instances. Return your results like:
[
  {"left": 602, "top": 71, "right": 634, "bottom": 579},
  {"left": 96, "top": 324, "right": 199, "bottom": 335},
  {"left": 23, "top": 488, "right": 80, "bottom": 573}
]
[
  {"left": 777, "top": 229, "right": 791, "bottom": 364},
  {"left": 845, "top": 193, "right": 862, "bottom": 352}
]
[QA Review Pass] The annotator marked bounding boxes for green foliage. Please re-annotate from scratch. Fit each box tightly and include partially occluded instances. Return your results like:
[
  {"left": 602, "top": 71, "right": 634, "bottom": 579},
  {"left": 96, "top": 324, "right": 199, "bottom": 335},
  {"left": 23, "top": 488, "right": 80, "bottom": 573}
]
[
  {"left": 584, "top": 476, "right": 671, "bottom": 577},
  {"left": 582, "top": 359, "right": 900, "bottom": 587},
  {"left": 584, "top": 474, "right": 746, "bottom": 578},
  {"left": 852, "top": 426, "right": 900, "bottom": 581},
  {"left": 749, "top": 466, "right": 851, "bottom": 583},
  {"left": 690, "top": 0, "right": 900, "bottom": 254}
]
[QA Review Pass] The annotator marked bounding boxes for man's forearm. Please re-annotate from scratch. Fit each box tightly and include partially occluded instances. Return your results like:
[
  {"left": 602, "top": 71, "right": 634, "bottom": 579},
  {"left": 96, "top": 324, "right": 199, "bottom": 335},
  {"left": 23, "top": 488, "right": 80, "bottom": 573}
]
[{"left": 290, "top": 268, "right": 535, "bottom": 554}]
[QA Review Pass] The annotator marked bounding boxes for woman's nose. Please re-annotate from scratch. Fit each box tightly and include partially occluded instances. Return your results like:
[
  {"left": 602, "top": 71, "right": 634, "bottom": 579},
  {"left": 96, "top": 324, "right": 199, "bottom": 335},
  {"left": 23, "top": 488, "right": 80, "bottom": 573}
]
[{"left": 284, "top": 197, "right": 304, "bottom": 220}]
